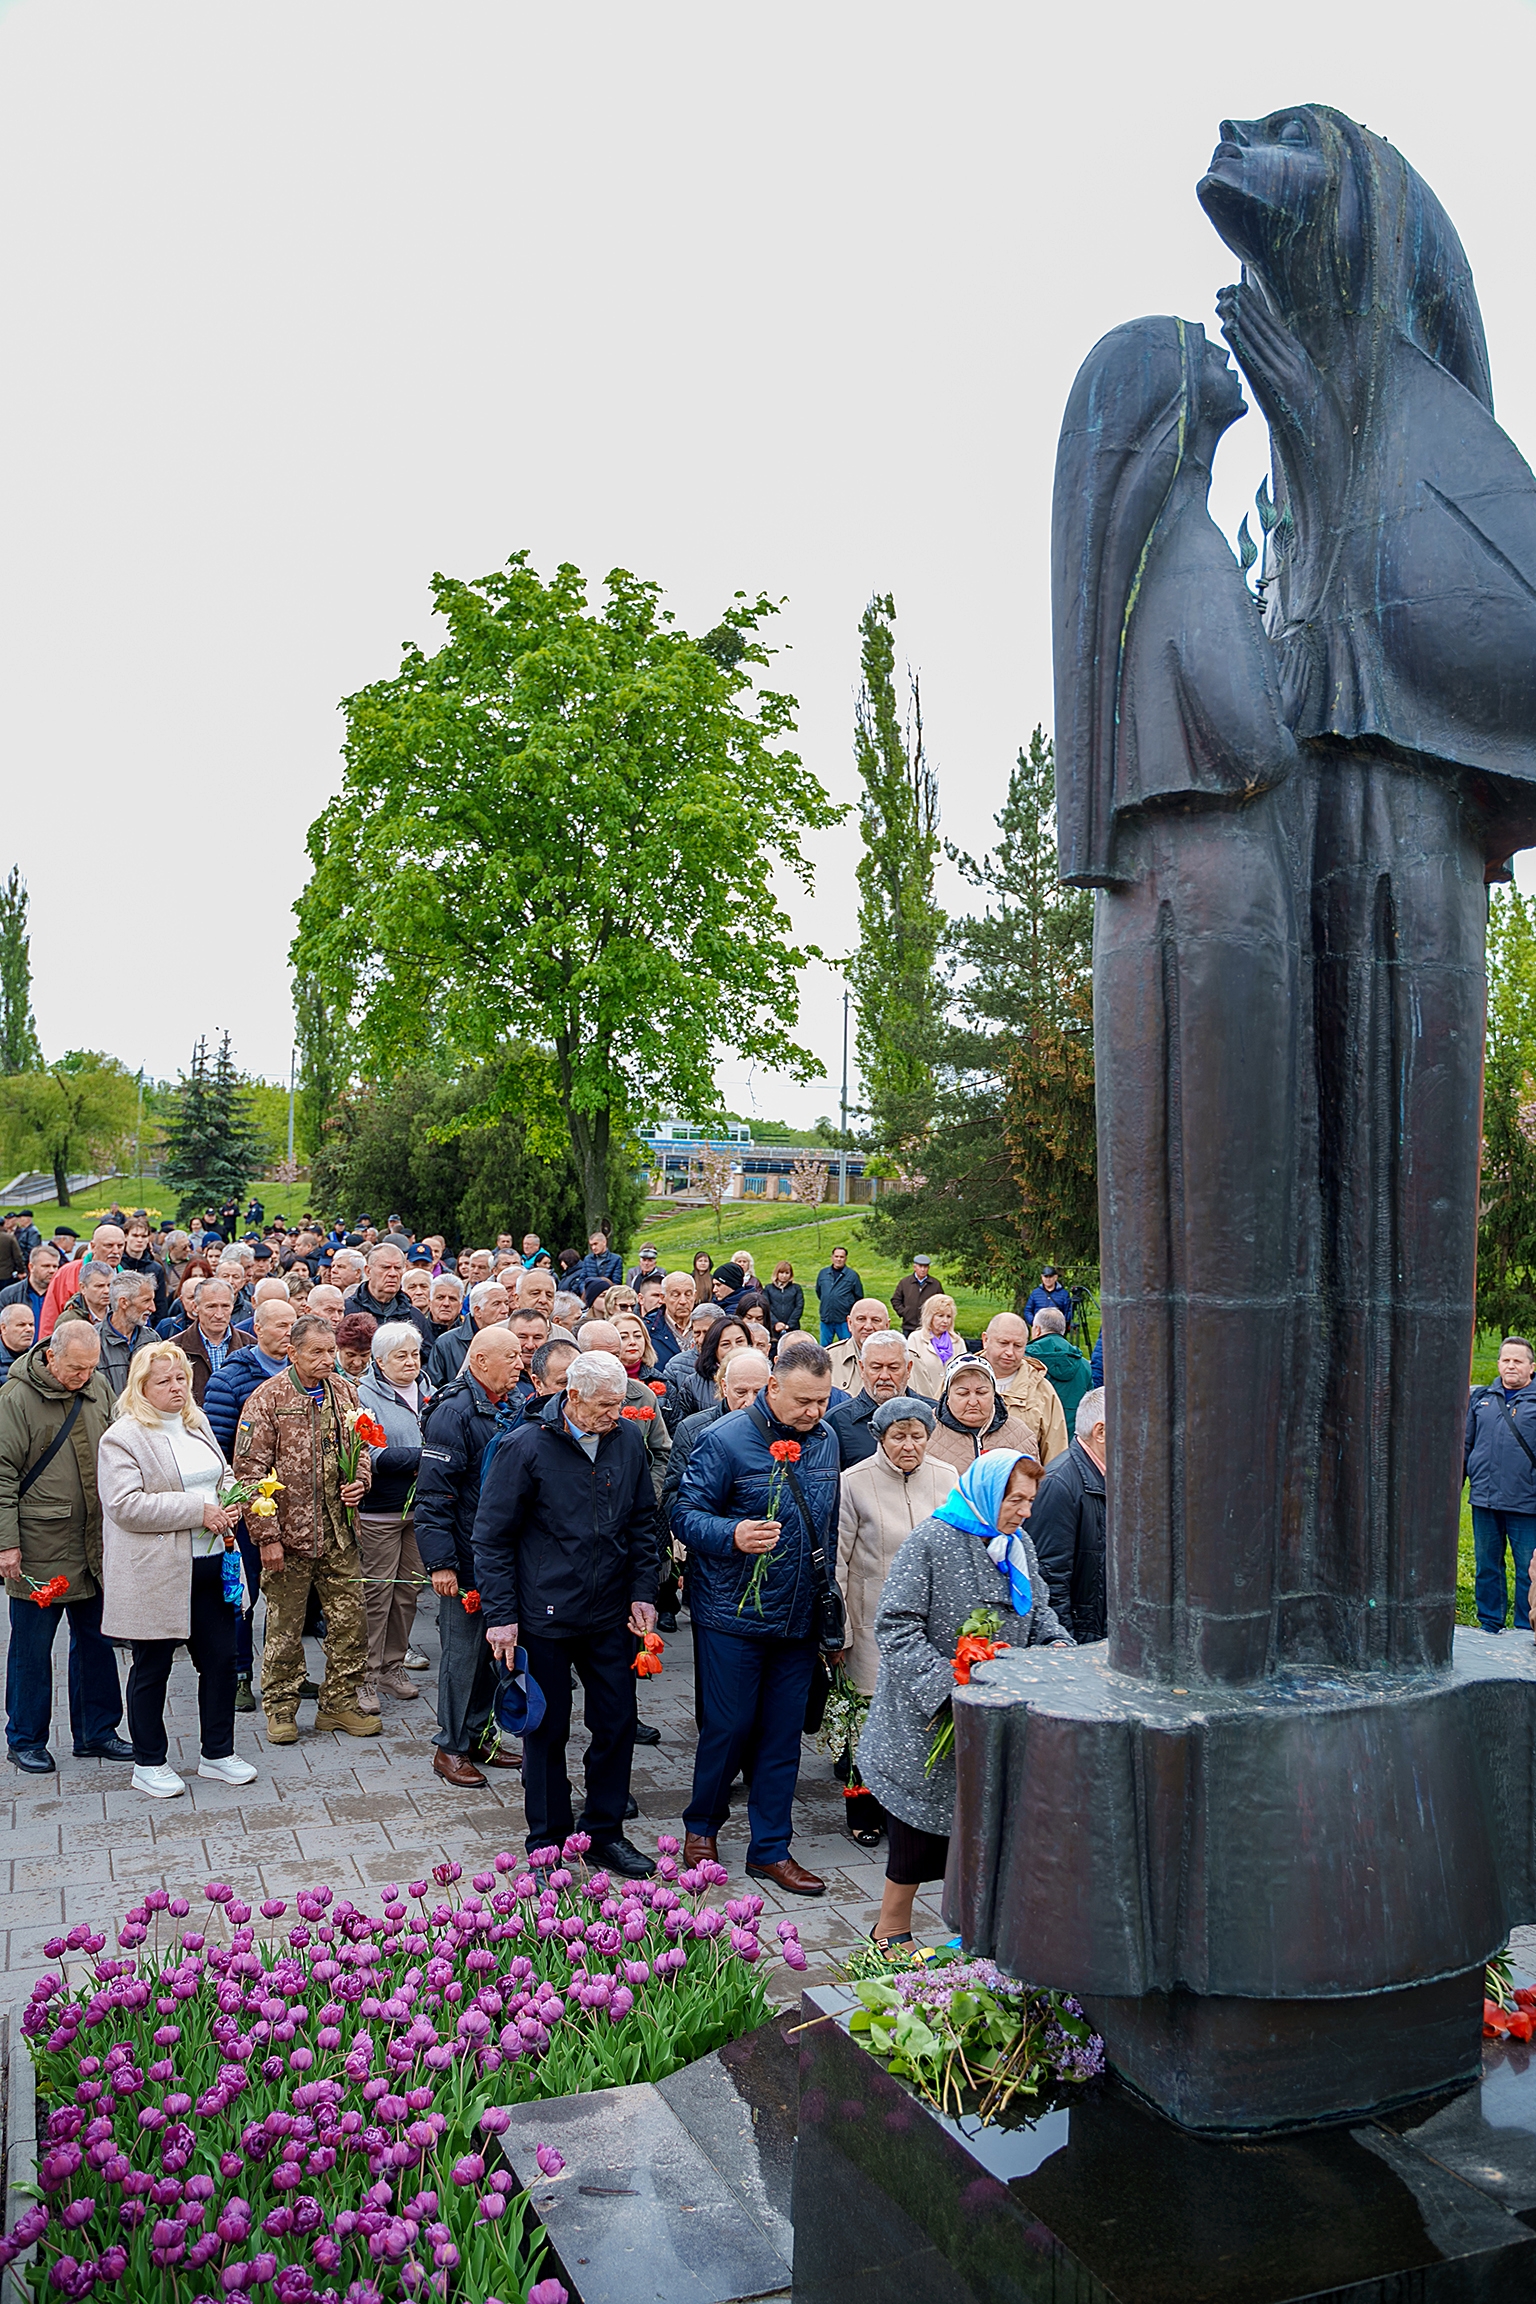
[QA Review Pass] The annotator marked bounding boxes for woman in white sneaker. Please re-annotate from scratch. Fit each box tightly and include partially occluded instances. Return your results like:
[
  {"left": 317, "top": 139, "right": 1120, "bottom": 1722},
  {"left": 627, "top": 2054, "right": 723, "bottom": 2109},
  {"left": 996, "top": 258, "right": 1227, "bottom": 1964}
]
[{"left": 98, "top": 1341, "right": 258, "bottom": 1798}]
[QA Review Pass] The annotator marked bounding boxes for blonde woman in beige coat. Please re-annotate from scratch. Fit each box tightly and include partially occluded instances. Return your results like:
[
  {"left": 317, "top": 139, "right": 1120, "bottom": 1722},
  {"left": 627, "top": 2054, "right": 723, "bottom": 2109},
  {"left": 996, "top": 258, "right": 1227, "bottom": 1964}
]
[
  {"left": 905, "top": 1296, "right": 970, "bottom": 1400},
  {"left": 836, "top": 1396, "right": 957, "bottom": 1697},
  {"left": 98, "top": 1340, "right": 257, "bottom": 1803}
]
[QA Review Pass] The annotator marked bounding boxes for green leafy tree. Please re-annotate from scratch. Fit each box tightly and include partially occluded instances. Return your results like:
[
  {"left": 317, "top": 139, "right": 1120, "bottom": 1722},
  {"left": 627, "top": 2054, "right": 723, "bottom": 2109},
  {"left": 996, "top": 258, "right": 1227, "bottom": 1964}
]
[
  {"left": 160, "top": 1034, "right": 272, "bottom": 1221},
  {"left": 310, "top": 1061, "right": 640, "bottom": 1250},
  {"left": 846, "top": 595, "right": 944, "bottom": 1150},
  {"left": 292, "top": 553, "right": 843, "bottom": 1232},
  {"left": 867, "top": 729, "right": 1098, "bottom": 1308},
  {"left": 0, "top": 1051, "right": 138, "bottom": 1205},
  {"left": 0, "top": 867, "right": 42, "bottom": 1076},
  {"left": 1479, "top": 886, "right": 1536, "bottom": 1336}
]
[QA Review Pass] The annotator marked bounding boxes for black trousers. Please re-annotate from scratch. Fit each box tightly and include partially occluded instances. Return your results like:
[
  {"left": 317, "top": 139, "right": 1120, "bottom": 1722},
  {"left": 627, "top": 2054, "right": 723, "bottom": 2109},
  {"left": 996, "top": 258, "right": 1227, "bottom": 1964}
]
[
  {"left": 126, "top": 1556, "right": 237, "bottom": 1767},
  {"left": 521, "top": 1622, "right": 636, "bottom": 1853}
]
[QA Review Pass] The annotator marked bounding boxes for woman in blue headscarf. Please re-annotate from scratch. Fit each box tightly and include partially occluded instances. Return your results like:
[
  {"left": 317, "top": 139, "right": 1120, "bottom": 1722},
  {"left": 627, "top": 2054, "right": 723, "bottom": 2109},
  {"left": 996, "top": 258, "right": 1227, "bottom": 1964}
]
[{"left": 855, "top": 1444, "right": 1073, "bottom": 1956}]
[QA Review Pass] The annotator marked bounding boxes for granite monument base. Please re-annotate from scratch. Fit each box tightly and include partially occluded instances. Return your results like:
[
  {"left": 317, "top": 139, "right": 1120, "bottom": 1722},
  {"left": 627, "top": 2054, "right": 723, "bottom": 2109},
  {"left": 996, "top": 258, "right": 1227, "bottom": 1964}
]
[
  {"left": 792, "top": 1988, "right": 1536, "bottom": 2303},
  {"left": 947, "top": 1630, "right": 1536, "bottom": 2129}
]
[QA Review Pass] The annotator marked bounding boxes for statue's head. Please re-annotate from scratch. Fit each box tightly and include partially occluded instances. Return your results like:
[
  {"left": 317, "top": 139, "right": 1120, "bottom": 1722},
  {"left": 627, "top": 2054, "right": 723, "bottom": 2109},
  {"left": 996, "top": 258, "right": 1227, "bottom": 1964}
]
[{"left": 1198, "top": 105, "right": 1492, "bottom": 410}]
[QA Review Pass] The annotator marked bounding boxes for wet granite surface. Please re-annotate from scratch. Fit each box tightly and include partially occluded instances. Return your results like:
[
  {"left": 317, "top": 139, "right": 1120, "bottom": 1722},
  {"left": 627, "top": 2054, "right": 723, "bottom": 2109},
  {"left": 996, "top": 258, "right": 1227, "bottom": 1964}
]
[{"left": 791, "top": 1988, "right": 1536, "bottom": 2303}]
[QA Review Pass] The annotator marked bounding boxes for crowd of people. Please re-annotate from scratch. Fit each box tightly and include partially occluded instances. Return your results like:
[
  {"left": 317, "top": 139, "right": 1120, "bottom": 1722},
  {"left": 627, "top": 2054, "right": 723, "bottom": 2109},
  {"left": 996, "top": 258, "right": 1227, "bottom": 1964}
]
[{"left": 0, "top": 1195, "right": 1113, "bottom": 1938}]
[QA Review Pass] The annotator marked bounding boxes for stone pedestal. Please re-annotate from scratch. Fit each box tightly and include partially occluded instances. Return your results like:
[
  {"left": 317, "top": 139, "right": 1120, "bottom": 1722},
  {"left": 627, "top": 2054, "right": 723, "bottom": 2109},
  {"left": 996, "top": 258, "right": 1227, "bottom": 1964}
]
[
  {"left": 792, "top": 1987, "right": 1536, "bottom": 2303},
  {"left": 945, "top": 1630, "right": 1536, "bottom": 2129}
]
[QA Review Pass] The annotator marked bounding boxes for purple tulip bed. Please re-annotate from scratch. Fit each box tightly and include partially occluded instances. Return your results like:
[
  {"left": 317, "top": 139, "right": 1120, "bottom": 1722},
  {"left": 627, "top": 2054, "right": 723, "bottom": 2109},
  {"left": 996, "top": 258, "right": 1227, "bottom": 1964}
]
[{"left": 1, "top": 1832, "right": 810, "bottom": 2302}]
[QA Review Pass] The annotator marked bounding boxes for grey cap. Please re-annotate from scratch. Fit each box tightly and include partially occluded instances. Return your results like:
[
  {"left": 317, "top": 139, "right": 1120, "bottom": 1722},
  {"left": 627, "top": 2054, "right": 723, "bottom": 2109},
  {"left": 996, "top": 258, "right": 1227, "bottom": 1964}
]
[
  {"left": 913, "top": 1254, "right": 932, "bottom": 1266},
  {"left": 870, "top": 1393, "right": 938, "bottom": 1435}
]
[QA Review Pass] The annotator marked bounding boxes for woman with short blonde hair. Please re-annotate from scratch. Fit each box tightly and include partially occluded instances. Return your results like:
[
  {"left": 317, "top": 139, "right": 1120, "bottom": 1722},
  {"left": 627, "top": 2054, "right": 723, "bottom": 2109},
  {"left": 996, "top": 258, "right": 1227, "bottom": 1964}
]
[
  {"left": 98, "top": 1342, "right": 256, "bottom": 1802},
  {"left": 906, "top": 1294, "right": 969, "bottom": 1399}
]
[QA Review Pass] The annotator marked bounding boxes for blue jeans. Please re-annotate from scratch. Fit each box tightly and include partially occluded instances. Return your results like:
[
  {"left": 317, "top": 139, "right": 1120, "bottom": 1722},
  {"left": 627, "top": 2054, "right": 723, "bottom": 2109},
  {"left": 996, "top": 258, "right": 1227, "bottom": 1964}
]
[
  {"left": 6, "top": 1592, "right": 123, "bottom": 1753},
  {"left": 686, "top": 1626, "right": 817, "bottom": 1866},
  {"left": 819, "top": 1321, "right": 850, "bottom": 1346},
  {"left": 1471, "top": 1507, "right": 1536, "bottom": 1632}
]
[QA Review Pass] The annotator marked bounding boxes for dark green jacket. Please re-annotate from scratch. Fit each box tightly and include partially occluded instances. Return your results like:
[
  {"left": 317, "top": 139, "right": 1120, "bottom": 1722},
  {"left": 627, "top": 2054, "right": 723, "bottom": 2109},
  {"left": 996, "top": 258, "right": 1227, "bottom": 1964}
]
[
  {"left": 1026, "top": 1332, "right": 1093, "bottom": 1427},
  {"left": 0, "top": 1343, "right": 115, "bottom": 1601}
]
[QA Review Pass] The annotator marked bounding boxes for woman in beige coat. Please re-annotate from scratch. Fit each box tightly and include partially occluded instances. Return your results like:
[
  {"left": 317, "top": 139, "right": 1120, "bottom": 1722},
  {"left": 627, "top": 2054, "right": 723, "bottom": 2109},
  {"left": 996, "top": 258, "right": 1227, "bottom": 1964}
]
[
  {"left": 905, "top": 1296, "right": 970, "bottom": 1400},
  {"left": 98, "top": 1341, "right": 256, "bottom": 1802},
  {"left": 838, "top": 1395, "right": 958, "bottom": 1693}
]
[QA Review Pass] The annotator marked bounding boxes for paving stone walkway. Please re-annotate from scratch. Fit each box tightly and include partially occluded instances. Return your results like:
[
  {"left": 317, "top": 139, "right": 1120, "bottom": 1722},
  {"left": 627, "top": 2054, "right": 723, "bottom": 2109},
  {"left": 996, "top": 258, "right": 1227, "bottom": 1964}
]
[{"left": 0, "top": 1598, "right": 942, "bottom": 2006}]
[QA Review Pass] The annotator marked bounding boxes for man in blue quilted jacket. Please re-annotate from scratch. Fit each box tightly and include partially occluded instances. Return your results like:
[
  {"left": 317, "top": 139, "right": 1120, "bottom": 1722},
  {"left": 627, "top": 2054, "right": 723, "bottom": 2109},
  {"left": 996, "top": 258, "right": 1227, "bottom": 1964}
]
[{"left": 676, "top": 1336, "right": 838, "bottom": 1895}]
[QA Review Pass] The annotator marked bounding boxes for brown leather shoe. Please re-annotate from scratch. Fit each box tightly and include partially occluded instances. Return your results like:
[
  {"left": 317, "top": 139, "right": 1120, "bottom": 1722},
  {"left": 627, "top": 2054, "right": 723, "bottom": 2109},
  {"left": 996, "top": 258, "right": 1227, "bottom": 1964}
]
[
  {"left": 479, "top": 1745, "right": 521, "bottom": 1770},
  {"left": 683, "top": 1832, "right": 718, "bottom": 1868},
  {"left": 432, "top": 1749, "right": 486, "bottom": 1788},
  {"left": 746, "top": 1855, "right": 825, "bottom": 1897}
]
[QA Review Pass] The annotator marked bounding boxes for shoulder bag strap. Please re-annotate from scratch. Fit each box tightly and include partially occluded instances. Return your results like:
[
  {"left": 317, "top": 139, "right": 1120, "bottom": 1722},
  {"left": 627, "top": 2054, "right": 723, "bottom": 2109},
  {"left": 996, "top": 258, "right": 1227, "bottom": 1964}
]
[
  {"left": 19, "top": 1394, "right": 86, "bottom": 1499},
  {"left": 747, "top": 1402, "right": 839, "bottom": 1597},
  {"left": 1493, "top": 1389, "right": 1536, "bottom": 1477}
]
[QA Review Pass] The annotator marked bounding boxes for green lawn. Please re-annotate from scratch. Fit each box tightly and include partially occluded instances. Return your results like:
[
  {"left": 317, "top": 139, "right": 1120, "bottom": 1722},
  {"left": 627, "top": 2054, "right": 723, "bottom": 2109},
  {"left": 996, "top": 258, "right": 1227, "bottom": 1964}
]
[{"left": 636, "top": 1200, "right": 1016, "bottom": 1342}]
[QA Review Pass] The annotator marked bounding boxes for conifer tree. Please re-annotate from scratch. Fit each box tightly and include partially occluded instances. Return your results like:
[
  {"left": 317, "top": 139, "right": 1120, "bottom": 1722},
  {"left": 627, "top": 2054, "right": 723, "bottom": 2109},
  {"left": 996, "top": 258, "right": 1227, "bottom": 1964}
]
[{"left": 160, "top": 1034, "right": 272, "bottom": 1219}]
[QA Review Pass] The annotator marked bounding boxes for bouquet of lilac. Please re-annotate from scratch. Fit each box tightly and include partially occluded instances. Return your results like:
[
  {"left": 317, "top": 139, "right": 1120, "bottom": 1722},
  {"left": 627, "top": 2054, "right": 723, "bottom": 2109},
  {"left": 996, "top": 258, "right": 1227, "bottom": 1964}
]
[
  {"left": 2, "top": 1834, "right": 808, "bottom": 2301},
  {"left": 847, "top": 1953, "right": 1104, "bottom": 2125}
]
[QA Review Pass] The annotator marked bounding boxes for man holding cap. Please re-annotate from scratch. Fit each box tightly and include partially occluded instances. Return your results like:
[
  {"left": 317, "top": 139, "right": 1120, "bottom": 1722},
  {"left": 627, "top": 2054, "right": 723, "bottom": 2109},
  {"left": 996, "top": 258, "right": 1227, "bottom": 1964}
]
[{"left": 891, "top": 1255, "right": 942, "bottom": 1337}]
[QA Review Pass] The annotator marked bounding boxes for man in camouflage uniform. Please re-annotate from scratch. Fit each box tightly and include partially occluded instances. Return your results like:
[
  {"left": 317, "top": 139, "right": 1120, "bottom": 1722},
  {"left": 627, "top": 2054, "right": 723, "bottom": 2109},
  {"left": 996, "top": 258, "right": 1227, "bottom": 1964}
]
[{"left": 232, "top": 1312, "right": 376, "bottom": 1744}]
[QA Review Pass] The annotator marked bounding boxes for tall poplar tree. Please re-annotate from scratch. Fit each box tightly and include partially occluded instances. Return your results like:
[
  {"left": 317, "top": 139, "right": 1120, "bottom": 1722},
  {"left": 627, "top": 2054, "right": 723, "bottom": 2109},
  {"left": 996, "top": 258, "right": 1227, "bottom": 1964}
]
[
  {"left": 0, "top": 867, "right": 42, "bottom": 1076},
  {"left": 846, "top": 595, "right": 944, "bottom": 1151}
]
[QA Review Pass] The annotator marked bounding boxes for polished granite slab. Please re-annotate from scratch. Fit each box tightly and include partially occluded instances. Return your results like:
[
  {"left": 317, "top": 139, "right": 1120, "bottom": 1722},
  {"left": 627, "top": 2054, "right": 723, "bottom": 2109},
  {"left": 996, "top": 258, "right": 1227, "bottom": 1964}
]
[
  {"left": 498, "top": 2010, "right": 799, "bottom": 2304},
  {"left": 791, "top": 1988, "right": 1536, "bottom": 2303}
]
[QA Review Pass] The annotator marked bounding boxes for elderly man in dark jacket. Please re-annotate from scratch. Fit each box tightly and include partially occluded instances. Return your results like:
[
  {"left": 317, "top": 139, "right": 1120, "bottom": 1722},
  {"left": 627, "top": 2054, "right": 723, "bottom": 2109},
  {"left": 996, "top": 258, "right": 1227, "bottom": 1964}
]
[
  {"left": 0, "top": 1324, "right": 131, "bottom": 1772},
  {"left": 677, "top": 1336, "right": 839, "bottom": 1896},
  {"left": 415, "top": 1327, "right": 527, "bottom": 1789},
  {"left": 476, "top": 1348, "right": 660, "bottom": 1877},
  {"left": 827, "top": 1329, "right": 915, "bottom": 1468},
  {"left": 1465, "top": 1336, "right": 1536, "bottom": 1633},
  {"left": 1026, "top": 1386, "right": 1108, "bottom": 1644}
]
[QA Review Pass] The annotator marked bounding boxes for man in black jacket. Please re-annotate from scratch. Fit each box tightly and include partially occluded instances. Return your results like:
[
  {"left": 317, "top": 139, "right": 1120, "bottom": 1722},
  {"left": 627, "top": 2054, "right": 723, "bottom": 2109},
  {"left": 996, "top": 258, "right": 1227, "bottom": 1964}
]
[
  {"left": 344, "top": 1241, "right": 434, "bottom": 1349},
  {"left": 475, "top": 1348, "right": 660, "bottom": 1877},
  {"left": 827, "top": 1330, "right": 915, "bottom": 1468},
  {"left": 426, "top": 1280, "right": 510, "bottom": 1388},
  {"left": 1026, "top": 1387, "right": 1108, "bottom": 1644},
  {"left": 414, "top": 1327, "right": 526, "bottom": 1789}
]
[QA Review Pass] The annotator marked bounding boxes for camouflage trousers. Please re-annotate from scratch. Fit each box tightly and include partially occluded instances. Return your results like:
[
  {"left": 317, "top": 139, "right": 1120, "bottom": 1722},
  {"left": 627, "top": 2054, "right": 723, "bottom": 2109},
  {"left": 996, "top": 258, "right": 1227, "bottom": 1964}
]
[{"left": 260, "top": 1529, "right": 369, "bottom": 1718}]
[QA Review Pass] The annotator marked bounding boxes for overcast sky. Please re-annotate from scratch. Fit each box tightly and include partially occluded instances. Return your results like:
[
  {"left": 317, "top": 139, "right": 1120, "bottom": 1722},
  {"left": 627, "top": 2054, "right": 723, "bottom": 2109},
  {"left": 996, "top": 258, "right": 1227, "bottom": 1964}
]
[{"left": 4, "top": 0, "right": 1536, "bottom": 1126}]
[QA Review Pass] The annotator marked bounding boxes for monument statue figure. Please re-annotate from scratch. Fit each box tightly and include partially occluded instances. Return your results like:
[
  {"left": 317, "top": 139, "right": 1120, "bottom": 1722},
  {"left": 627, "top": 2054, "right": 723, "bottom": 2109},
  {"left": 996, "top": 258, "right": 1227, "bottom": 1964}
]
[
  {"left": 948, "top": 105, "right": 1536, "bottom": 2130},
  {"left": 1052, "top": 315, "right": 1300, "bottom": 1685}
]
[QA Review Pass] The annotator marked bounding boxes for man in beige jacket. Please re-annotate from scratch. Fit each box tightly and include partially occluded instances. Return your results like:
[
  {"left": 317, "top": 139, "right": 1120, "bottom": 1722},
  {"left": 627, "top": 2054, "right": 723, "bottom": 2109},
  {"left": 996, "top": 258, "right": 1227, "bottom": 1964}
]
[
  {"left": 827, "top": 1299, "right": 896, "bottom": 1395},
  {"left": 979, "top": 1313, "right": 1069, "bottom": 1465}
]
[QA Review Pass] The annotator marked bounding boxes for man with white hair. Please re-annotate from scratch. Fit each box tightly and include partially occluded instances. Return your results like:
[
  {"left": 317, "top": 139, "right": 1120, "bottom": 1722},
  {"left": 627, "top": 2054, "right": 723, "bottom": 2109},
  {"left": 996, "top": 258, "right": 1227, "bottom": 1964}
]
[
  {"left": 427, "top": 1278, "right": 510, "bottom": 1387},
  {"left": 476, "top": 1349, "right": 661, "bottom": 1877},
  {"left": 427, "top": 1273, "right": 466, "bottom": 1344},
  {"left": 827, "top": 1329, "right": 915, "bottom": 1468},
  {"left": 514, "top": 1265, "right": 559, "bottom": 1328},
  {"left": 307, "top": 1284, "right": 346, "bottom": 1331},
  {"left": 1026, "top": 1387, "right": 1108, "bottom": 1644}
]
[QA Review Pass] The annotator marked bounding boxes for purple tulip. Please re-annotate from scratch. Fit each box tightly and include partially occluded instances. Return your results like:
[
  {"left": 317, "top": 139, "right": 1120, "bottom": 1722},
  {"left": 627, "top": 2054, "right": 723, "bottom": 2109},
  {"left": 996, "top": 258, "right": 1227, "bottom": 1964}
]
[
  {"left": 528, "top": 2282, "right": 570, "bottom": 2304},
  {"left": 260, "top": 1901, "right": 287, "bottom": 1921},
  {"left": 535, "top": 2143, "right": 566, "bottom": 2177},
  {"left": 59, "top": 2198, "right": 95, "bottom": 2229},
  {"left": 782, "top": 1941, "right": 809, "bottom": 1971},
  {"left": 476, "top": 2190, "right": 507, "bottom": 2221},
  {"left": 450, "top": 2153, "right": 485, "bottom": 2186},
  {"left": 205, "top": 1883, "right": 234, "bottom": 1905},
  {"left": 479, "top": 2106, "right": 512, "bottom": 2134}
]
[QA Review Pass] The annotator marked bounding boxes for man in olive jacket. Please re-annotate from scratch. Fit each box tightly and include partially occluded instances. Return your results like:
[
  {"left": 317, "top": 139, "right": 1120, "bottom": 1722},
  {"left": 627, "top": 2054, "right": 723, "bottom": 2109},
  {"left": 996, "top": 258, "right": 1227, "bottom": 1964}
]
[{"left": 0, "top": 1323, "right": 131, "bottom": 1772}]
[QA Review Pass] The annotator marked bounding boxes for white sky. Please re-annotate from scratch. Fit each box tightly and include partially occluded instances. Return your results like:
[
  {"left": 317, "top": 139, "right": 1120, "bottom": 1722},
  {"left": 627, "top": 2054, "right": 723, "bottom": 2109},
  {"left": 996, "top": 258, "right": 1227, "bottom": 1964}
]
[{"left": 4, "top": 0, "right": 1536, "bottom": 1124}]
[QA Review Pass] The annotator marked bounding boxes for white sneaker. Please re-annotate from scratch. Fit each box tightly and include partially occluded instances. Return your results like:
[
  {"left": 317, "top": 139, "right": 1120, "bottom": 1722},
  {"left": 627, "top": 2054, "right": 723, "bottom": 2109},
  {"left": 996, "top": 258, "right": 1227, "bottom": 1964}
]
[
  {"left": 199, "top": 1753, "right": 258, "bottom": 1785},
  {"left": 132, "top": 1763, "right": 185, "bottom": 1800}
]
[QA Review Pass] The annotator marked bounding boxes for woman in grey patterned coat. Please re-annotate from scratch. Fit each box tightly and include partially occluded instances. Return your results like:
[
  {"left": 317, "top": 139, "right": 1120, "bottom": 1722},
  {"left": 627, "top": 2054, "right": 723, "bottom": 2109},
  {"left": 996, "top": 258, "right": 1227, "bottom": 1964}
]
[{"left": 857, "top": 1447, "right": 1073, "bottom": 1954}]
